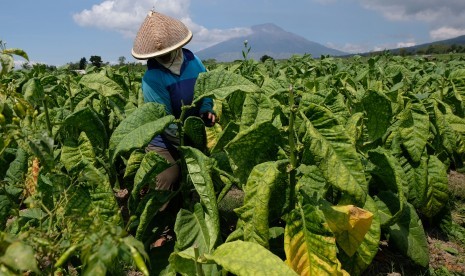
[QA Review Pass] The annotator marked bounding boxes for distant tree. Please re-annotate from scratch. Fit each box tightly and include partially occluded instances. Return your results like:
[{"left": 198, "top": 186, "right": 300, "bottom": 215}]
[
  {"left": 425, "top": 45, "right": 435, "bottom": 55},
  {"left": 399, "top": 48, "right": 407, "bottom": 57},
  {"left": 21, "top": 62, "right": 32, "bottom": 70},
  {"left": 260, "top": 55, "right": 273, "bottom": 62},
  {"left": 118, "top": 56, "right": 126, "bottom": 66},
  {"left": 79, "top": 57, "right": 87, "bottom": 70},
  {"left": 67, "top": 62, "right": 79, "bottom": 70},
  {"left": 90, "top": 55, "right": 103, "bottom": 68}
]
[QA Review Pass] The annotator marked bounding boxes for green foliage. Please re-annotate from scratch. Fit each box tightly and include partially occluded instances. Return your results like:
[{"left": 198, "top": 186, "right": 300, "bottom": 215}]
[{"left": 2, "top": 43, "right": 465, "bottom": 275}]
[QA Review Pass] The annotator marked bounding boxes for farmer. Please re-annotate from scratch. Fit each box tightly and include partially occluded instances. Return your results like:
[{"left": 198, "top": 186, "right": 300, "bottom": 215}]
[{"left": 131, "top": 10, "right": 215, "bottom": 245}]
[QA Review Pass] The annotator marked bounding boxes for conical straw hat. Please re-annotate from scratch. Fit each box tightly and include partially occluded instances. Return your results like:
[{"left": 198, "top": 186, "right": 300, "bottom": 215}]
[{"left": 132, "top": 11, "right": 192, "bottom": 59}]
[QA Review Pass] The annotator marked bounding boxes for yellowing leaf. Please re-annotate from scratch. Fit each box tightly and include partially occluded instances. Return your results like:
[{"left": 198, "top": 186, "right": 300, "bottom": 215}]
[
  {"left": 284, "top": 204, "right": 349, "bottom": 276},
  {"left": 322, "top": 204, "right": 373, "bottom": 257}
]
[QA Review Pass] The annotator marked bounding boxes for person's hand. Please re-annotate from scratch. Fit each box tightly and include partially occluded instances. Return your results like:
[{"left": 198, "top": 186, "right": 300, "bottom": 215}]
[{"left": 201, "top": 112, "right": 216, "bottom": 127}]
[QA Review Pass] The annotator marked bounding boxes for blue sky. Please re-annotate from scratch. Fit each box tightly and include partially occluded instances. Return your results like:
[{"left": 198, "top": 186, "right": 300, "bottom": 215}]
[{"left": 2, "top": 0, "right": 465, "bottom": 66}]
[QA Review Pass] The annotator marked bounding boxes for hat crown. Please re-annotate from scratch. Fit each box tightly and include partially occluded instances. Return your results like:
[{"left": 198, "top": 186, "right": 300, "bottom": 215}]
[{"left": 132, "top": 11, "right": 192, "bottom": 59}]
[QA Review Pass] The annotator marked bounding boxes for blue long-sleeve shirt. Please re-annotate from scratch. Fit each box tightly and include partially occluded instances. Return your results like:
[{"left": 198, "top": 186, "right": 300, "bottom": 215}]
[{"left": 142, "top": 48, "right": 213, "bottom": 148}]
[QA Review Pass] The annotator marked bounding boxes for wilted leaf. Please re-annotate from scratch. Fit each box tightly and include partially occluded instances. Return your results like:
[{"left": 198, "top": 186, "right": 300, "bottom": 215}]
[
  {"left": 285, "top": 204, "right": 347, "bottom": 276},
  {"left": 321, "top": 204, "right": 373, "bottom": 257},
  {"left": 338, "top": 196, "right": 381, "bottom": 275}
]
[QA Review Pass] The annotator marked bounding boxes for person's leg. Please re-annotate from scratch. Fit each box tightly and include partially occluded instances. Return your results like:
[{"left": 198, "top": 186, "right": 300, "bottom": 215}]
[
  {"left": 145, "top": 145, "right": 180, "bottom": 211},
  {"left": 145, "top": 145, "right": 181, "bottom": 247}
]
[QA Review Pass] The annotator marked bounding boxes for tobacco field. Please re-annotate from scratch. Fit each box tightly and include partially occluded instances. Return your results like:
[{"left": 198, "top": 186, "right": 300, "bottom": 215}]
[{"left": 1, "top": 44, "right": 465, "bottom": 275}]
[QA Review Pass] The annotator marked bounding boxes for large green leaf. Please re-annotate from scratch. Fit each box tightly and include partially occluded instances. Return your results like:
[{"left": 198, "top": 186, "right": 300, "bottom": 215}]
[
  {"left": 169, "top": 246, "right": 219, "bottom": 276},
  {"left": 284, "top": 203, "right": 347, "bottom": 275},
  {"left": 0, "top": 195, "right": 12, "bottom": 230},
  {"left": 2, "top": 48, "right": 29, "bottom": 61},
  {"left": 61, "top": 132, "right": 96, "bottom": 172},
  {"left": 398, "top": 102, "right": 429, "bottom": 162},
  {"left": 374, "top": 192, "right": 429, "bottom": 267},
  {"left": 129, "top": 150, "right": 171, "bottom": 212},
  {"left": 193, "top": 70, "right": 259, "bottom": 102},
  {"left": 362, "top": 90, "right": 392, "bottom": 141},
  {"left": 431, "top": 100, "right": 459, "bottom": 157},
  {"left": 109, "top": 102, "right": 174, "bottom": 162},
  {"left": 400, "top": 153, "right": 428, "bottom": 209},
  {"left": 0, "top": 53, "right": 14, "bottom": 75},
  {"left": 0, "top": 241, "right": 39, "bottom": 274},
  {"left": 239, "top": 92, "right": 275, "bottom": 131},
  {"left": 135, "top": 190, "right": 174, "bottom": 240},
  {"left": 61, "top": 106, "right": 108, "bottom": 153},
  {"left": 181, "top": 146, "right": 220, "bottom": 251},
  {"left": 183, "top": 116, "right": 207, "bottom": 152},
  {"left": 206, "top": 240, "right": 297, "bottom": 276},
  {"left": 4, "top": 148, "right": 28, "bottom": 185},
  {"left": 175, "top": 204, "right": 212, "bottom": 253},
  {"left": 79, "top": 72, "right": 126, "bottom": 98},
  {"left": 78, "top": 162, "right": 121, "bottom": 224},
  {"left": 300, "top": 104, "right": 367, "bottom": 204},
  {"left": 420, "top": 155, "right": 449, "bottom": 218},
  {"left": 224, "top": 121, "right": 282, "bottom": 185},
  {"left": 296, "top": 165, "right": 327, "bottom": 198},
  {"left": 123, "top": 150, "right": 145, "bottom": 179},
  {"left": 368, "top": 147, "right": 407, "bottom": 227},
  {"left": 211, "top": 121, "right": 239, "bottom": 154},
  {"left": 344, "top": 112, "right": 364, "bottom": 146},
  {"left": 22, "top": 78, "right": 45, "bottom": 108},
  {"left": 234, "top": 160, "right": 289, "bottom": 248}
]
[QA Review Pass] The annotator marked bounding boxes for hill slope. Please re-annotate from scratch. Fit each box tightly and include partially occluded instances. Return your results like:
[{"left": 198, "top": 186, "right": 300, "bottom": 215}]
[{"left": 195, "top": 23, "right": 347, "bottom": 62}]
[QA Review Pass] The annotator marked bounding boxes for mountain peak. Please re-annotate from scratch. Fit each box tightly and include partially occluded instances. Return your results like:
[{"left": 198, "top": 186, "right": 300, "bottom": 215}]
[
  {"left": 195, "top": 23, "right": 347, "bottom": 62},
  {"left": 250, "top": 23, "right": 286, "bottom": 34}
]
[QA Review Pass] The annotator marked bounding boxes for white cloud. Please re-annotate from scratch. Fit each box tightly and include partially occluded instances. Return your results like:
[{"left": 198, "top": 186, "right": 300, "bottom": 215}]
[
  {"left": 326, "top": 42, "right": 371, "bottom": 54},
  {"left": 430, "top": 27, "right": 465, "bottom": 40},
  {"left": 73, "top": 0, "right": 251, "bottom": 50},
  {"left": 396, "top": 40, "right": 416, "bottom": 48},
  {"left": 356, "top": 1, "right": 465, "bottom": 41},
  {"left": 327, "top": 39, "right": 418, "bottom": 54}
]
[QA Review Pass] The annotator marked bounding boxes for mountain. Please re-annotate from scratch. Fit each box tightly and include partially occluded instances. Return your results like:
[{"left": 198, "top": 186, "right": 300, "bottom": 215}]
[
  {"left": 354, "top": 35, "right": 465, "bottom": 57},
  {"left": 391, "top": 35, "right": 465, "bottom": 54},
  {"left": 195, "top": 23, "right": 347, "bottom": 62}
]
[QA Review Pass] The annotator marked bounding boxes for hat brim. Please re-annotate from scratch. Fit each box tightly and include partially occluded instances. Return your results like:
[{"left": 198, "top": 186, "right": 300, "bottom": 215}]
[{"left": 131, "top": 31, "right": 193, "bottom": 60}]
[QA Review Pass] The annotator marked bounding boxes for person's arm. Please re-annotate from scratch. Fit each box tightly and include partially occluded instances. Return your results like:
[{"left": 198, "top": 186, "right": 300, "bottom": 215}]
[
  {"left": 199, "top": 97, "right": 215, "bottom": 127},
  {"left": 142, "top": 72, "right": 172, "bottom": 115}
]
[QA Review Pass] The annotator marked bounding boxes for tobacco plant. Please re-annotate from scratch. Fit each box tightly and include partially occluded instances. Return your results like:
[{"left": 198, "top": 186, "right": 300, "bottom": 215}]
[{"left": 1, "top": 41, "right": 465, "bottom": 275}]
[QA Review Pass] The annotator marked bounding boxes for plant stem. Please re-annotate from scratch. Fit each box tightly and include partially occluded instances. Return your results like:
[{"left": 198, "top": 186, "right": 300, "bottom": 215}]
[
  {"left": 288, "top": 85, "right": 297, "bottom": 210},
  {"left": 177, "top": 102, "right": 194, "bottom": 147},
  {"left": 43, "top": 98, "right": 52, "bottom": 136},
  {"left": 66, "top": 76, "right": 74, "bottom": 112},
  {"left": 194, "top": 245, "right": 205, "bottom": 276}
]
